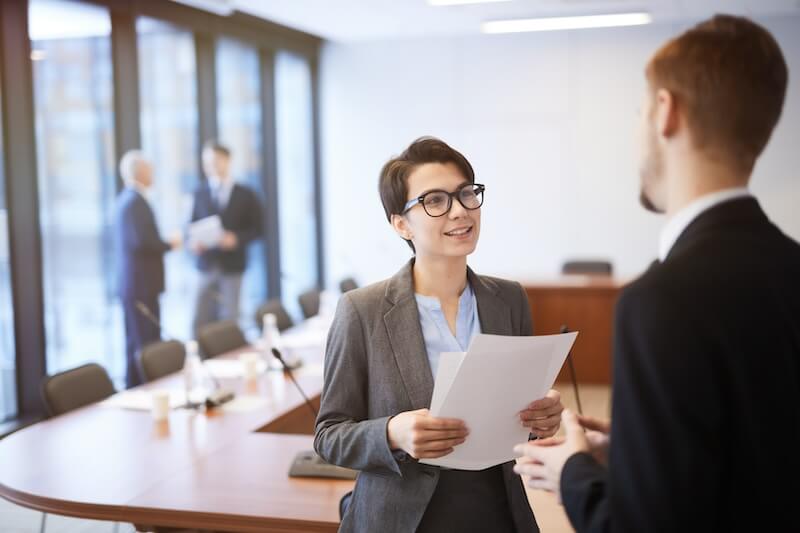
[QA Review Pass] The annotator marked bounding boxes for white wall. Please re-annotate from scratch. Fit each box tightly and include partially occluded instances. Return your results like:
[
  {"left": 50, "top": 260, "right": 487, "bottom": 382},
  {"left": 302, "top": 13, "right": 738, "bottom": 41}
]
[{"left": 319, "top": 15, "right": 800, "bottom": 288}]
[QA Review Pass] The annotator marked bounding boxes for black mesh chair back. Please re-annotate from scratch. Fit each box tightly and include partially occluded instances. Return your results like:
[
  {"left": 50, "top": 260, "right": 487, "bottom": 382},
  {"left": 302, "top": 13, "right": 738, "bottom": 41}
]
[
  {"left": 339, "top": 277, "right": 358, "bottom": 294},
  {"left": 254, "top": 299, "right": 294, "bottom": 332},
  {"left": 298, "top": 289, "right": 321, "bottom": 319},
  {"left": 139, "top": 340, "right": 186, "bottom": 382},
  {"left": 41, "top": 363, "right": 116, "bottom": 417},
  {"left": 562, "top": 260, "right": 613, "bottom": 276},
  {"left": 197, "top": 320, "right": 248, "bottom": 358}
]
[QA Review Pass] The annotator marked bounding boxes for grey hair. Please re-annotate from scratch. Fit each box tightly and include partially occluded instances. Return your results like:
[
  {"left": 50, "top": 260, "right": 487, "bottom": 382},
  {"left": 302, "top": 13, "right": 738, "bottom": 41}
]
[{"left": 119, "top": 150, "right": 147, "bottom": 185}]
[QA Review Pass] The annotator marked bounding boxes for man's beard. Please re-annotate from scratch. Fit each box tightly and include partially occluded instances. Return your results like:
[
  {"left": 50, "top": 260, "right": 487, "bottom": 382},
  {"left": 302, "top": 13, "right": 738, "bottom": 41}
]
[{"left": 639, "top": 189, "right": 660, "bottom": 212}]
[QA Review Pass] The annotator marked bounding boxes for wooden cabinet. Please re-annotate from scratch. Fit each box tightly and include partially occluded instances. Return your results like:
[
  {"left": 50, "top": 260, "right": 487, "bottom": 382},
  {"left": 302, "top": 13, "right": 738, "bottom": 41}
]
[{"left": 524, "top": 277, "right": 625, "bottom": 384}]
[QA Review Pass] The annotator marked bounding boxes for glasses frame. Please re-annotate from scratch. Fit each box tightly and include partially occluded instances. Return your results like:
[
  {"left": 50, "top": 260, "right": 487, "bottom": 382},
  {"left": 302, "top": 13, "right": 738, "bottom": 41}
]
[{"left": 402, "top": 183, "right": 486, "bottom": 218}]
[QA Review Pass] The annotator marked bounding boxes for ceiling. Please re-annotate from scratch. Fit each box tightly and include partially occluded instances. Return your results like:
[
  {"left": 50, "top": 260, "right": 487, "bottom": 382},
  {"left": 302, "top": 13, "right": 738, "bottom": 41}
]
[{"left": 228, "top": 0, "right": 800, "bottom": 42}]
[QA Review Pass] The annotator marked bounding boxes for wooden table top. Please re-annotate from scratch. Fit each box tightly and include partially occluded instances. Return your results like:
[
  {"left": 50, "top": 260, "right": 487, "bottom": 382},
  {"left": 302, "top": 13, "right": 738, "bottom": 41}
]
[{"left": 0, "top": 340, "right": 354, "bottom": 532}]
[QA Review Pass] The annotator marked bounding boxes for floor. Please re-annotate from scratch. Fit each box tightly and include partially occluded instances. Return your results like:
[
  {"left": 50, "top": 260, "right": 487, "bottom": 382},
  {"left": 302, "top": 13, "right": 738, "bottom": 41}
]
[
  {"left": 0, "top": 383, "right": 611, "bottom": 533},
  {"left": 524, "top": 383, "right": 612, "bottom": 533},
  {"left": 0, "top": 500, "right": 133, "bottom": 533}
]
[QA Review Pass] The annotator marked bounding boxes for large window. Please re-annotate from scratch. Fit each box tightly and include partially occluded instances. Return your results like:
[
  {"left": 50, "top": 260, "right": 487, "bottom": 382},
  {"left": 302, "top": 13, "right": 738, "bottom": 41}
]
[
  {"left": 275, "top": 51, "right": 318, "bottom": 320},
  {"left": 216, "top": 38, "right": 266, "bottom": 336},
  {"left": 138, "top": 17, "right": 198, "bottom": 341},
  {"left": 0, "top": 81, "right": 16, "bottom": 421},
  {"left": 29, "top": 0, "right": 122, "bottom": 382}
]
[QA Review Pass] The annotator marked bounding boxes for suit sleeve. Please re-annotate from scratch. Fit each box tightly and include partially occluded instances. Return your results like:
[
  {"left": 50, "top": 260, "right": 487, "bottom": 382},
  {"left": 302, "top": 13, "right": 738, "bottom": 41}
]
[
  {"left": 124, "top": 198, "right": 170, "bottom": 255},
  {"left": 560, "top": 282, "right": 724, "bottom": 532},
  {"left": 232, "top": 188, "right": 263, "bottom": 247},
  {"left": 314, "top": 294, "right": 403, "bottom": 477}
]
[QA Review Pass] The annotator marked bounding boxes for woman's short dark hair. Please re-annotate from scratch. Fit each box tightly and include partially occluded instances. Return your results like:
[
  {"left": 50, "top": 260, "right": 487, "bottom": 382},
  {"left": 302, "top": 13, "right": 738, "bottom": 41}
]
[{"left": 378, "top": 137, "right": 475, "bottom": 251}]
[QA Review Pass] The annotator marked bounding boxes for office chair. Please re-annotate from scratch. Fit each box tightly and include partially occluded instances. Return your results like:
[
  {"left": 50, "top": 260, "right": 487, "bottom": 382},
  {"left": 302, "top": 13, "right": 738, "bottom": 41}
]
[
  {"left": 254, "top": 299, "right": 294, "bottom": 333},
  {"left": 339, "top": 277, "right": 358, "bottom": 294},
  {"left": 298, "top": 288, "right": 321, "bottom": 319},
  {"left": 139, "top": 340, "right": 186, "bottom": 382},
  {"left": 40, "top": 363, "right": 120, "bottom": 533},
  {"left": 41, "top": 362, "right": 116, "bottom": 418},
  {"left": 561, "top": 260, "right": 613, "bottom": 276},
  {"left": 196, "top": 319, "right": 248, "bottom": 358}
]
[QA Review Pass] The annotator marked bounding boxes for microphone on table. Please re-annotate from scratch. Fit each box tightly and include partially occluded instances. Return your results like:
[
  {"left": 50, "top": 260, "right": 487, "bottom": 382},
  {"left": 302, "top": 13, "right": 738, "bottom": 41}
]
[
  {"left": 272, "top": 347, "right": 317, "bottom": 418},
  {"left": 560, "top": 324, "right": 583, "bottom": 416},
  {"left": 134, "top": 300, "right": 234, "bottom": 408},
  {"left": 271, "top": 347, "right": 357, "bottom": 480}
]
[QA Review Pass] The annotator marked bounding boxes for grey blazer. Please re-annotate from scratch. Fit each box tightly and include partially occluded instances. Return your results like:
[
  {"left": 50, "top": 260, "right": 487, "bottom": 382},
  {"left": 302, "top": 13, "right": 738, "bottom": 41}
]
[{"left": 315, "top": 259, "right": 540, "bottom": 533}]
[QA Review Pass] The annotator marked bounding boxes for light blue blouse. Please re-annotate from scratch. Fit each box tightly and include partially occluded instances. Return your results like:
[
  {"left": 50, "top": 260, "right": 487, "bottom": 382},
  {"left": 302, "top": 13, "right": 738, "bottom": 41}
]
[{"left": 414, "top": 282, "right": 482, "bottom": 377}]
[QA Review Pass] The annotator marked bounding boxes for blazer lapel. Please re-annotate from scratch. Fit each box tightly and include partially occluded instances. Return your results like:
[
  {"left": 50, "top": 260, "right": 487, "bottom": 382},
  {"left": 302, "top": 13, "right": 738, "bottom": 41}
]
[
  {"left": 468, "top": 268, "right": 512, "bottom": 336},
  {"left": 383, "top": 260, "right": 435, "bottom": 410}
]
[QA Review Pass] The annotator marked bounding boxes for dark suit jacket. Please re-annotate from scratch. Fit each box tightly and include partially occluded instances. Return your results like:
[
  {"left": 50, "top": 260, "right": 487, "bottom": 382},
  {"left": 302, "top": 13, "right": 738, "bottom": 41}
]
[
  {"left": 190, "top": 182, "right": 262, "bottom": 274},
  {"left": 114, "top": 187, "right": 170, "bottom": 300},
  {"left": 560, "top": 197, "right": 800, "bottom": 532},
  {"left": 315, "top": 259, "right": 539, "bottom": 533}
]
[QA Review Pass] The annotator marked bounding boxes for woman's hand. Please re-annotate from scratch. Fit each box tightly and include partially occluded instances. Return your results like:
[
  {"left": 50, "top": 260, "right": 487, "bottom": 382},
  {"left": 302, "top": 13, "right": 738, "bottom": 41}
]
[
  {"left": 387, "top": 408, "right": 469, "bottom": 459},
  {"left": 519, "top": 389, "right": 564, "bottom": 438}
]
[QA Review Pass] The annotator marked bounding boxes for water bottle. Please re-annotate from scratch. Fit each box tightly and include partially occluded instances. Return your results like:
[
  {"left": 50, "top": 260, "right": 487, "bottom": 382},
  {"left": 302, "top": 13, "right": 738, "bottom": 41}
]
[
  {"left": 262, "top": 313, "right": 283, "bottom": 369},
  {"left": 183, "top": 340, "right": 206, "bottom": 407}
]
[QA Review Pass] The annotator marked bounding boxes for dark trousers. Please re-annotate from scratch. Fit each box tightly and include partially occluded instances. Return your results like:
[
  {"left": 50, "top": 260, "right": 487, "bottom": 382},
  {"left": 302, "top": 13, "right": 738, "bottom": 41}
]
[
  {"left": 122, "top": 296, "right": 161, "bottom": 389},
  {"left": 416, "top": 466, "right": 517, "bottom": 533}
]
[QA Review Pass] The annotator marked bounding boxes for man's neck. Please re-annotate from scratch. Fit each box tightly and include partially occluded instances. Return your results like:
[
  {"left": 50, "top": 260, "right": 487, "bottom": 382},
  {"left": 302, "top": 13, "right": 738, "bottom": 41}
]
[
  {"left": 131, "top": 181, "right": 149, "bottom": 194},
  {"left": 663, "top": 155, "right": 749, "bottom": 218}
]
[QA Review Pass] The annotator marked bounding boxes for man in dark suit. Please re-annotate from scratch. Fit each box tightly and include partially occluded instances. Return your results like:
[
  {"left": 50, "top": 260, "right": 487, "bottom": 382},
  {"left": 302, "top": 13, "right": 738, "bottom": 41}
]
[
  {"left": 189, "top": 141, "right": 262, "bottom": 336},
  {"left": 114, "top": 151, "right": 179, "bottom": 388},
  {"left": 514, "top": 15, "right": 800, "bottom": 532}
]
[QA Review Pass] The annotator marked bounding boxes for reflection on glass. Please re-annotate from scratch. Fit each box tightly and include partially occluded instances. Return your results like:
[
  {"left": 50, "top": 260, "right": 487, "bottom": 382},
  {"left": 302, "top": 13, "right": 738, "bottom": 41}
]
[
  {"left": 30, "top": 0, "right": 122, "bottom": 383},
  {"left": 138, "top": 17, "right": 198, "bottom": 341},
  {"left": 216, "top": 37, "right": 265, "bottom": 335},
  {"left": 0, "top": 80, "right": 17, "bottom": 421},
  {"left": 275, "top": 51, "right": 318, "bottom": 320}
]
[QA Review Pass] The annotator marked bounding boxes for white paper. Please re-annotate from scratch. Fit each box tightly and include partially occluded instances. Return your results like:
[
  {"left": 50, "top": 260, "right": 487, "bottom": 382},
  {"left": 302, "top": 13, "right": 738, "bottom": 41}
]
[
  {"left": 204, "top": 356, "right": 267, "bottom": 379},
  {"left": 188, "top": 215, "right": 223, "bottom": 248},
  {"left": 430, "top": 352, "right": 466, "bottom": 414},
  {"left": 421, "top": 331, "right": 578, "bottom": 471},
  {"left": 101, "top": 389, "right": 186, "bottom": 411}
]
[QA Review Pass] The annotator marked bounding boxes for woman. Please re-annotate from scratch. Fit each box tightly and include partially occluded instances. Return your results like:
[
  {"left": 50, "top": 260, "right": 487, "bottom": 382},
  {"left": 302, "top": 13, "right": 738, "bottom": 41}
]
[{"left": 314, "top": 137, "right": 564, "bottom": 533}]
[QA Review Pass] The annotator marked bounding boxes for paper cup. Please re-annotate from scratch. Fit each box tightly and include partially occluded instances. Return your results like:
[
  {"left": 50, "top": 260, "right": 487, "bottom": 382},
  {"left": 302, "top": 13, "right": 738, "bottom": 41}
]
[
  {"left": 240, "top": 352, "right": 260, "bottom": 380},
  {"left": 151, "top": 390, "right": 170, "bottom": 421}
]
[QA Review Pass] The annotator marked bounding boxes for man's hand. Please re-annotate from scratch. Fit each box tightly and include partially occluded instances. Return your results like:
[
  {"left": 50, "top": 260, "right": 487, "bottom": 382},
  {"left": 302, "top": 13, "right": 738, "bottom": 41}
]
[
  {"left": 577, "top": 414, "right": 611, "bottom": 466},
  {"left": 519, "top": 389, "right": 563, "bottom": 438},
  {"left": 513, "top": 409, "right": 589, "bottom": 496},
  {"left": 190, "top": 241, "right": 206, "bottom": 255},
  {"left": 387, "top": 408, "right": 469, "bottom": 459},
  {"left": 168, "top": 230, "right": 183, "bottom": 251},
  {"left": 219, "top": 231, "right": 238, "bottom": 250}
]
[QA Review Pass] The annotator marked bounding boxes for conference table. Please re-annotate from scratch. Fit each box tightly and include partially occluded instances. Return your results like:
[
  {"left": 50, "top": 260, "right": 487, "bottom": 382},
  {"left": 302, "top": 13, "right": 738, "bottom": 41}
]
[
  {"left": 0, "top": 277, "right": 624, "bottom": 531},
  {"left": 0, "top": 322, "right": 354, "bottom": 532}
]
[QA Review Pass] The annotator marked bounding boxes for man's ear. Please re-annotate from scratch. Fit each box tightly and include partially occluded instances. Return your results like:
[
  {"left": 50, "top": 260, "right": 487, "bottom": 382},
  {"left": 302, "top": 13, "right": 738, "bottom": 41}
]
[
  {"left": 390, "top": 214, "right": 413, "bottom": 241},
  {"left": 655, "top": 88, "right": 680, "bottom": 138}
]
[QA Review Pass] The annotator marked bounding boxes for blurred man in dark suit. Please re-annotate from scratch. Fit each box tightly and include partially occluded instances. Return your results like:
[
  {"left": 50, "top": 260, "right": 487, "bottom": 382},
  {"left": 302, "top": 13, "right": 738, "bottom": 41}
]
[
  {"left": 114, "top": 151, "right": 180, "bottom": 388},
  {"left": 514, "top": 14, "right": 800, "bottom": 532},
  {"left": 189, "top": 141, "right": 262, "bottom": 337}
]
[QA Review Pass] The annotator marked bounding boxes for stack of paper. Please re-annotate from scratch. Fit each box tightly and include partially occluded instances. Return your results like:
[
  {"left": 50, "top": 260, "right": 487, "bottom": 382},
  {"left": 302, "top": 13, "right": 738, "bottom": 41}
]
[
  {"left": 421, "top": 331, "right": 578, "bottom": 471},
  {"left": 188, "top": 215, "right": 223, "bottom": 248}
]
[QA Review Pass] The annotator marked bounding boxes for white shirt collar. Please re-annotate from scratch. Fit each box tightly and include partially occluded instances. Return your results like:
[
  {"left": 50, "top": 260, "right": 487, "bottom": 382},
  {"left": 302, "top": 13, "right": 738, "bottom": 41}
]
[
  {"left": 130, "top": 182, "right": 153, "bottom": 204},
  {"left": 658, "top": 187, "right": 751, "bottom": 262},
  {"left": 207, "top": 176, "right": 234, "bottom": 208}
]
